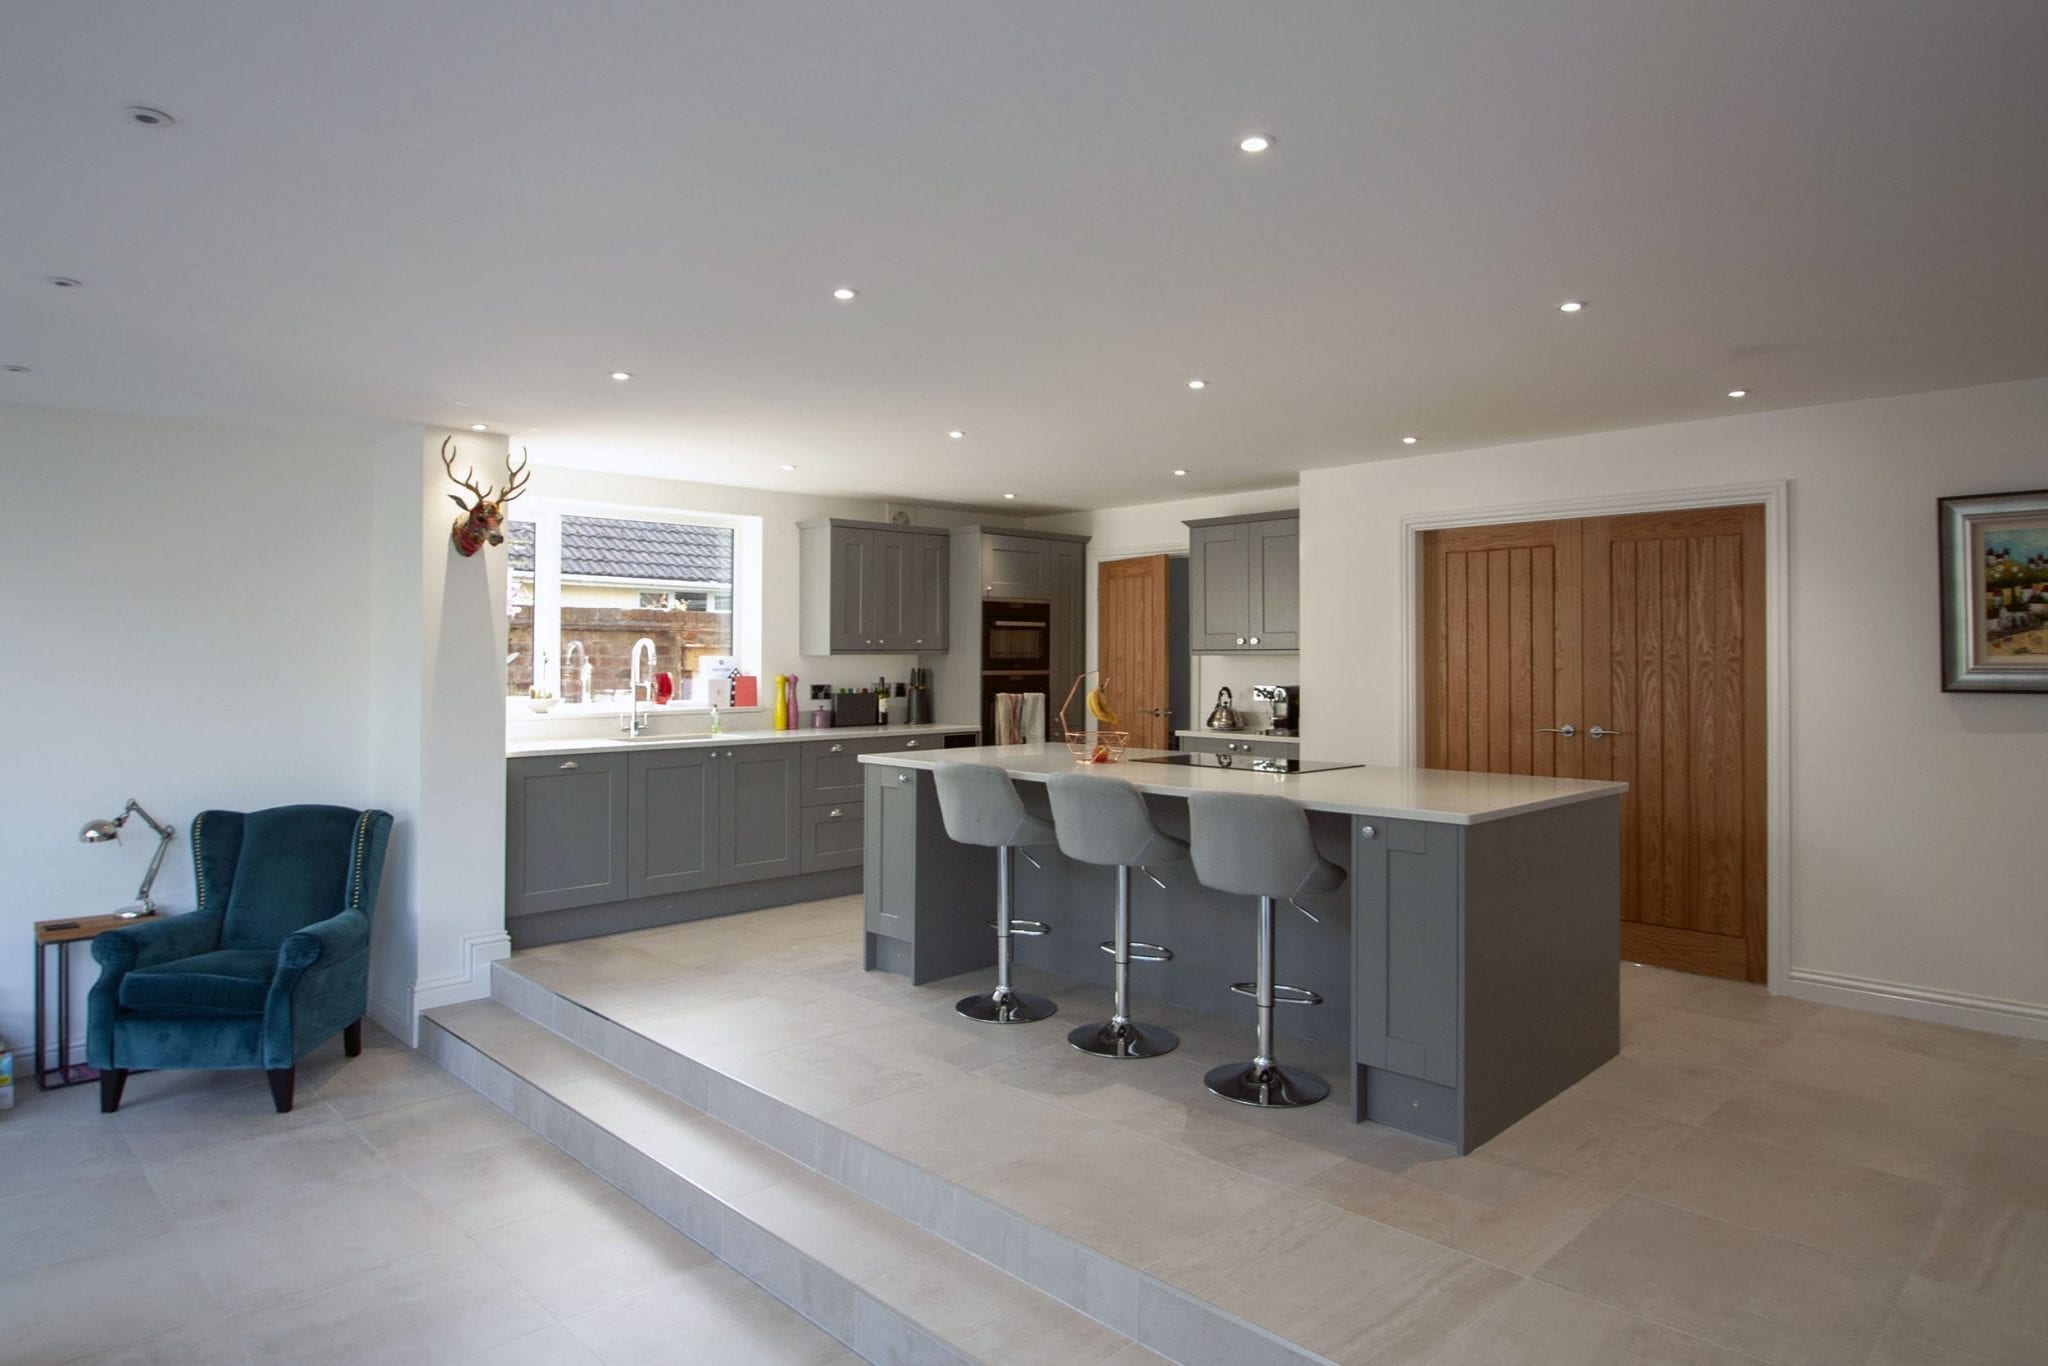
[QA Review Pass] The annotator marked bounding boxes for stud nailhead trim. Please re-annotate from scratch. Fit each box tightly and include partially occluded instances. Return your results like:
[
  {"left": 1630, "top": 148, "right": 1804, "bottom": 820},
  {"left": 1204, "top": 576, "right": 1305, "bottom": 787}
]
[{"left": 192, "top": 812, "right": 209, "bottom": 911}]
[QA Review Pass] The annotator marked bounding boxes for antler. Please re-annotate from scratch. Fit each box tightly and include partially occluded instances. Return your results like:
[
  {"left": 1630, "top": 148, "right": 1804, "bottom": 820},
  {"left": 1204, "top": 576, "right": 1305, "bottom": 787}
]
[
  {"left": 439, "top": 436, "right": 490, "bottom": 506},
  {"left": 498, "top": 447, "right": 532, "bottom": 506}
]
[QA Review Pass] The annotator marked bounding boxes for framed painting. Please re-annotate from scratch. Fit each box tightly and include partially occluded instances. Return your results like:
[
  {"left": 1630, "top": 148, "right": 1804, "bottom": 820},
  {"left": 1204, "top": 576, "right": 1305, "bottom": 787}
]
[{"left": 1940, "top": 488, "right": 2048, "bottom": 692}]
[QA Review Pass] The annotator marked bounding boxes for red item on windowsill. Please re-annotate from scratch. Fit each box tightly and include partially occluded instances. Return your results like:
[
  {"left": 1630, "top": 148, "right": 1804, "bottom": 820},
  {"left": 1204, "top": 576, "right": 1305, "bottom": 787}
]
[{"left": 733, "top": 675, "right": 759, "bottom": 707}]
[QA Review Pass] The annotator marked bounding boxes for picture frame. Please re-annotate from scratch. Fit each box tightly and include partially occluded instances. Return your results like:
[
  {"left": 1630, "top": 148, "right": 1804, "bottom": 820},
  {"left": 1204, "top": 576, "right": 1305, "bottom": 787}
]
[{"left": 1940, "top": 488, "right": 2048, "bottom": 692}]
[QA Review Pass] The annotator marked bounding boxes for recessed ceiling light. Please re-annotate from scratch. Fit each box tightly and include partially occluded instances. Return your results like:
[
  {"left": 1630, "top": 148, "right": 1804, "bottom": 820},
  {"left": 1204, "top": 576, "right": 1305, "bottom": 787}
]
[
  {"left": 947, "top": 430, "right": 965, "bottom": 440},
  {"left": 1239, "top": 134, "right": 1273, "bottom": 153},
  {"left": 1558, "top": 300, "right": 1585, "bottom": 313},
  {"left": 1727, "top": 388, "right": 1749, "bottom": 399},
  {"left": 470, "top": 423, "right": 488, "bottom": 431},
  {"left": 46, "top": 276, "right": 83, "bottom": 289},
  {"left": 610, "top": 371, "right": 631, "bottom": 382},
  {"left": 1402, "top": 436, "right": 1419, "bottom": 445},
  {"left": 1002, "top": 493, "right": 1017, "bottom": 500},
  {"left": 832, "top": 287, "right": 858, "bottom": 301},
  {"left": 1186, "top": 378, "right": 1207, "bottom": 390},
  {"left": 124, "top": 106, "right": 174, "bottom": 127},
  {"left": 781, "top": 463, "right": 797, "bottom": 471},
  {"left": 1173, "top": 468, "right": 1188, "bottom": 477},
  {"left": 2, "top": 364, "right": 29, "bottom": 374}
]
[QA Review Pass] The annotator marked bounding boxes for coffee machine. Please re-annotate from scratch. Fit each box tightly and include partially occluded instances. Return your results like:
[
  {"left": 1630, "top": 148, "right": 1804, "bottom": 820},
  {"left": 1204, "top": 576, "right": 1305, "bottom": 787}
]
[{"left": 1249, "top": 683, "right": 1299, "bottom": 736}]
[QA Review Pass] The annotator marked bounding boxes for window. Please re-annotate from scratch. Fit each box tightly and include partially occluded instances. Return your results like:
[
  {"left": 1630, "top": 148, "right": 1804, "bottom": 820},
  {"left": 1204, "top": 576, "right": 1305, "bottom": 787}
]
[{"left": 508, "top": 504, "right": 761, "bottom": 709}]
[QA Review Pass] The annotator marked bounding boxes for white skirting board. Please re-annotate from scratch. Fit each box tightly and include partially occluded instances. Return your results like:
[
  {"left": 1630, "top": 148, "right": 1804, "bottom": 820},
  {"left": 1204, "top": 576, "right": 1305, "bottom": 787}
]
[
  {"left": 1784, "top": 967, "right": 2048, "bottom": 1042},
  {"left": 369, "top": 930, "right": 513, "bottom": 1047}
]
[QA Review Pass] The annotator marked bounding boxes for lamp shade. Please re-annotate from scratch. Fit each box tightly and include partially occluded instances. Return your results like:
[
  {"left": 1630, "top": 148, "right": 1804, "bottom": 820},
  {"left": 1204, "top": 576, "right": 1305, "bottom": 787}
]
[{"left": 80, "top": 819, "right": 123, "bottom": 843}]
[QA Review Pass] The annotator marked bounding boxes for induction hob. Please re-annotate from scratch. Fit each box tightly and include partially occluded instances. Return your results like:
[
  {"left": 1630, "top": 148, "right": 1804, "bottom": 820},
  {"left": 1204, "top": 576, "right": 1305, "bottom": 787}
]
[{"left": 1129, "top": 753, "right": 1362, "bottom": 775}]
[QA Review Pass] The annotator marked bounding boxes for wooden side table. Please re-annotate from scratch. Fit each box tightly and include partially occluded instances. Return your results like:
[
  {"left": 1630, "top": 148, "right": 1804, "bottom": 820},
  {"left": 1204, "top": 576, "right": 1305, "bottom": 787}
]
[{"left": 34, "top": 911, "right": 156, "bottom": 1089}]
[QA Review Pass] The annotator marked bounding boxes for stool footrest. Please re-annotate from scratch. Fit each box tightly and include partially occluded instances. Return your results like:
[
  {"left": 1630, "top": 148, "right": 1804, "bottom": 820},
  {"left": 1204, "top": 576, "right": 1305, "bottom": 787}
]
[
  {"left": 1227, "top": 981, "right": 1323, "bottom": 1006},
  {"left": 1099, "top": 940, "right": 1173, "bottom": 962},
  {"left": 991, "top": 919, "right": 1052, "bottom": 936}
]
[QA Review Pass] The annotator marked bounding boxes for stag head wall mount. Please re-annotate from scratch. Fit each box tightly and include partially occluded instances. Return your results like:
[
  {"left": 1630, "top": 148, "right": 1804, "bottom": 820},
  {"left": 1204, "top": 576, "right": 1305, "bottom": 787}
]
[{"left": 440, "top": 437, "right": 531, "bottom": 557}]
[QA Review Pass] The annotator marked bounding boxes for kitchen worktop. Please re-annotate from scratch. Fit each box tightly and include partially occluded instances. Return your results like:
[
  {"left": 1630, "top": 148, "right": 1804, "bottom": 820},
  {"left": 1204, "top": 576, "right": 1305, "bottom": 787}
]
[
  {"left": 507, "top": 722, "right": 977, "bottom": 759},
  {"left": 859, "top": 740, "right": 1625, "bottom": 825},
  {"left": 1174, "top": 728, "right": 1301, "bottom": 743}
]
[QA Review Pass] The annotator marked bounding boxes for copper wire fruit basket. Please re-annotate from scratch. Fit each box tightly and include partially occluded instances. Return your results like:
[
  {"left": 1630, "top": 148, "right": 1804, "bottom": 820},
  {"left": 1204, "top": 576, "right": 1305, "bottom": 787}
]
[{"left": 1058, "top": 671, "right": 1130, "bottom": 763}]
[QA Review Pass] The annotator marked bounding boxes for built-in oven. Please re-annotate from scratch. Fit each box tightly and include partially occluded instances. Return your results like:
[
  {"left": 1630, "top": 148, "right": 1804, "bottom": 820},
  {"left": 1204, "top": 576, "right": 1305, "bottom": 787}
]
[{"left": 982, "top": 600, "right": 1051, "bottom": 671}]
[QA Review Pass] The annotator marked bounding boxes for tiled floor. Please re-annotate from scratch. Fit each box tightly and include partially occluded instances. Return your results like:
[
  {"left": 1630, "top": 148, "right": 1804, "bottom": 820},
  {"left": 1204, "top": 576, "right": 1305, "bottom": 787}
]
[
  {"left": 12, "top": 894, "right": 2045, "bottom": 1366},
  {"left": 497, "top": 896, "right": 2048, "bottom": 1366},
  {"left": 0, "top": 1025, "right": 856, "bottom": 1365}
]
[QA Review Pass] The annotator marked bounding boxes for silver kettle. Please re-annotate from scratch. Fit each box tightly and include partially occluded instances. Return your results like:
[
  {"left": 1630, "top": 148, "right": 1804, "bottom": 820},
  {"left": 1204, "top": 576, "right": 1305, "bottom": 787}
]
[{"left": 1206, "top": 686, "right": 1243, "bottom": 731}]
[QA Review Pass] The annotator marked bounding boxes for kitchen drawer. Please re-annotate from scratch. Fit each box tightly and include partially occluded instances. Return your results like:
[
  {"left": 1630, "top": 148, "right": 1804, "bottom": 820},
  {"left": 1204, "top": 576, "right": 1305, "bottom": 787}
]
[
  {"left": 1179, "top": 734, "right": 1298, "bottom": 760},
  {"left": 802, "top": 733, "right": 945, "bottom": 803},
  {"left": 801, "top": 801, "right": 865, "bottom": 873}
]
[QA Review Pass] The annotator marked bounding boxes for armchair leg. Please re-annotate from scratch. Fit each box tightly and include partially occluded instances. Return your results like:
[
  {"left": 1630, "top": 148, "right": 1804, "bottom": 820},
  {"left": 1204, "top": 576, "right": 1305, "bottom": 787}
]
[
  {"left": 343, "top": 1019, "right": 363, "bottom": 1057},
  {"left": 266, "top": 1067, "right": 296, "bottom": 1114},
  {"left": 99, "top": 1068, "right": 129, "bottom": 1114}
]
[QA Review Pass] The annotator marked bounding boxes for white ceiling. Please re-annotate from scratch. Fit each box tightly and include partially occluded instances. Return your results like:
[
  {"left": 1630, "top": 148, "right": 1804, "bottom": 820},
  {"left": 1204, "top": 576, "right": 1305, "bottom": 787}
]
[{"left": 4, "top": 1, "right": 2045, "bottom": 512}]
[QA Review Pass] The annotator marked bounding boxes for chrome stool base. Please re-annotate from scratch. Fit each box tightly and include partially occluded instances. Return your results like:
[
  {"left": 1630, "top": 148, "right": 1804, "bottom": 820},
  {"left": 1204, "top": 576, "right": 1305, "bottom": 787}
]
[
  {"left": 1069, "top": 1019, "right": 1179, "bottom": 1059},
  {"left": 956, "top": 989, "right": 1058, "bottom": 1025},
  {"left": 1204, "top": 1059, "right": 1330, "bottom": 1108}
]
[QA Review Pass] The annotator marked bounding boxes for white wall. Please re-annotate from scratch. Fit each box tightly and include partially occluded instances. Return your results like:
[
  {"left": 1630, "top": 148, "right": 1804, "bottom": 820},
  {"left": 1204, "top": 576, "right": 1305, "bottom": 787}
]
[
  {"left": 1298, "top": 379, "right": 2048, "bottom": 1031},
  {"left": 0, "top": 407, "right": 376, "bottom": 1058}
]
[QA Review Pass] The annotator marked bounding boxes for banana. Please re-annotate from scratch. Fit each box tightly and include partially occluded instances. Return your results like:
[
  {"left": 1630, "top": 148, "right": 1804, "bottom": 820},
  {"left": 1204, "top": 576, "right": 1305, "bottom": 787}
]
[{"left": 1086, "top": 684, "right": 1121, "bottom": 726}]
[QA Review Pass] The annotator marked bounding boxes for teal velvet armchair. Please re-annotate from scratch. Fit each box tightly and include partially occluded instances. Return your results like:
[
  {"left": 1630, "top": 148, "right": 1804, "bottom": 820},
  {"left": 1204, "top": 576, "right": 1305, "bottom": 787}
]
[{"left": 88, "top": 804, "right": 393, "bottom": 1114}]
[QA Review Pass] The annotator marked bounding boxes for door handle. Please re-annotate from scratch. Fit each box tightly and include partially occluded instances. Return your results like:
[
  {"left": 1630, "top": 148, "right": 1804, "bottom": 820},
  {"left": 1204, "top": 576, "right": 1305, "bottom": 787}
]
[
  {"left": 1589, "top": 725, "right": 1626, "bottom": 739},
  {"left": 558, "top": 760, "right": 580, "bottom": 770},
  {"left": 1536, "top": 724, "right": 1577, "bottom": 737}
]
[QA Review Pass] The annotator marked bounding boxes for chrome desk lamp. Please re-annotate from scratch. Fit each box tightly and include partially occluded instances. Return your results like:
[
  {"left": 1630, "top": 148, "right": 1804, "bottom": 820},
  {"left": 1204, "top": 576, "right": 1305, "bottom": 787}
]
[{"left": 79, "top": 799, "right": 176, "bottom": 916}]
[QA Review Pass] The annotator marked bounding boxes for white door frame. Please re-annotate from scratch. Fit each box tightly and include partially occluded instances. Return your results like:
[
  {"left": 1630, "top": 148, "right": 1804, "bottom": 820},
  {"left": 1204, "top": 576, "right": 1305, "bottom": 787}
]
[{"left": 1397, "top": 480, "right": 1792, "bottom": 993}]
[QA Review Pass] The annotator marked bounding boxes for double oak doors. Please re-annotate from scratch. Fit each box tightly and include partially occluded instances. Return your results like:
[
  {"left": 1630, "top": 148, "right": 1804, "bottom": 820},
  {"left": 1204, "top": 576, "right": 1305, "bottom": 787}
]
[{"left": 1422, "top": 506, "right": 1767, "bottom": 981}]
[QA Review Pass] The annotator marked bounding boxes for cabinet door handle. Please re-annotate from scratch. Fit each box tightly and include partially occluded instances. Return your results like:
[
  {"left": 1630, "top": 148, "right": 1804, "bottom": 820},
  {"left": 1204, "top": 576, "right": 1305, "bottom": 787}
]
[
  {"left": 558, "top": 760, "right": 579, "bottom": 770},
  {"left": 1236, "top": 636, "right": 1246, "bottom": 646},
  {"left": 1248, "top": 636, "right": 1260, "bottom": 645},
  {"left": 828, "top": 807, "right": 843, "bottom": 818},
  {"left": 906, "top": 739, "right": 920, "bottom": 748},
  {"left": 1360, "top": 824, "right": 1376, "bottom": 839},
  {"left": 915, "top": 638, "right": 924, "bottom": 645},
  {"left": 829, "top": 743, "right": 845, "bottom": 753},
  {"left": 898, "top": 772, "right": 912, "bottom": 784}
]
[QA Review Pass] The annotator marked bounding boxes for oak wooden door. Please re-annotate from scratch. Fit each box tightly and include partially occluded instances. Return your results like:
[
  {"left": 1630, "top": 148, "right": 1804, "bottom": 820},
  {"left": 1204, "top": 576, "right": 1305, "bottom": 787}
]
[
  {"left": 1423, "top": 507, "right": 1767, "bottom": 981},
  {"left": 1097, "top": 554, "right": 1172, "bottom": 749}
]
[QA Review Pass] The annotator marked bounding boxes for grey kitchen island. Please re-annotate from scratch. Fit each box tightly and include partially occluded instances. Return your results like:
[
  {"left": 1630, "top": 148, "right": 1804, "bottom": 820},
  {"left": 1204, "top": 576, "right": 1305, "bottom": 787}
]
[{"left": 860, "top": 742, "right": 1626, "bottom": 1152}]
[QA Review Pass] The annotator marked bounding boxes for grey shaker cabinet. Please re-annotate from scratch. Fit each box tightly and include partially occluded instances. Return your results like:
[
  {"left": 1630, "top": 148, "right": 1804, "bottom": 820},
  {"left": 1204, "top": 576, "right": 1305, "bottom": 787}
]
[
  {"left": 800, "top": 803, "right": 865, "bottom": 873},
  {"left": 1350, "top": 817, "right": 1462, "bottom": 1090},
  {"left": 719, "top": 744, "right": 803, "bottom": 884},
  {"left": 628, "top": 748, "right": 719, "bottom": 898},
  {"left": 1185, "top": 512, "right": 1299, "bottom": 652},
  {"left": 1048, "top": 538, "right": 1086, "bottom": 695},
  {"left": 979, "top": 533, "right": 1054, "bottom": 599},
  {"left": 798, "top": 519, "right": 949, "bottom": 654},
  {"left": 507, "top": 753, "right": 631, "bottom": 916},
  {"left": 1177, "top": 734, "right": 1299, "bottom": 760}
]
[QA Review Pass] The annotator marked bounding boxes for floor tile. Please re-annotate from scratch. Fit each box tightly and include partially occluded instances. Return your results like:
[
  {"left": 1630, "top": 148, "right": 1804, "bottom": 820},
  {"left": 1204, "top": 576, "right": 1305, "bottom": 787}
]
[
  {"left": 1960, "top": 1124, "right": 2048, "bottom": 1208},
  {"left": 0, "top": 1165, "right": 175, "bottom": 1278},
  {"left": 1480, "top": 1093, "right": 1689, "bottom": 1187},
  {"left": 394, "top": 1127, "right": 616, "bottom": 1233},
  {"left": 109, "top": 1081, "right": 337, "bottom": 1161},
  {"left": 458, "top": 1323, "right": 605, "bottom": 1365},
  {"left": 141, "top": 1115, "right": 390, "bottom": 1220},
  {"left": 0, "top": 1232, "right": 218, "bottom": 1364},
  {"left": 863, "top": 1247, "right": 1131, "bottom": 1363},
  {"left": 1301, "top": 1143, "right": 1619, "bottom": 1273},
  {"left": 1630, "top": 969, "right": 1821, "bottom": 1032},
  {"left": 1622, "top": 1003, "right": 1800, "bottom": 1072},
  {"left": 1534, "top": 1194, "right": 1904, "bottom": 1366},
  {"left": 298, "top": 1035, "right": 467, "bottom": 1118},
  {"left": 561, "top": 1260, "right": 852, "bottom": 1365},
  {"left": 1111, "top": 1075, "right": 1355, "bottom": 1184},
  {"left": 1146, "top": 1193, "right": 1518, "bottom": 1363},
  {"left": 1867, "top": 1273, "right": 2048, "bottom": 1366},
  {"left": 183, "top": 1168, "right": 467, "bottom": 1311},
  {"left": 827, "top": 1071, "right": 1107, "bottom": 1183},
  {"left": 1564, "top": 1049, "right": 1751, "bottom": 1125},
  {"left": 1798, "top": 1006, "right": 2022, "bottom": 1068},
  {"left": 1700, "top": 1074, "right": 1983, "bottom": 1187},
  {"left": 347, "top": 1088, "right": 532, "bottom": 1165},
  {"left": 1914, "top": 1189, "right": 2048, "bottom": 1310},
  {"left": 74, "top": 1317, "right": 248, "bottom": 1365},
  {"left": 1628, "top": 1128, "right": 1949, "bottom": 1268},
  {"left": 222, "top": 1240, "right": 552, "bottom": 1365},
  {"left": 1758, "top": 1028, "right": 2009, "bottom": 1114},
  {"left": 1425, "top": 1277, "right": 1762, "bottom": 1365},
  {"left": 473, "top": 1187, "right": 714, "bottom": 1317},
  {"left": 730, "top": 1168, "right": 948, "bottom": 1286}
]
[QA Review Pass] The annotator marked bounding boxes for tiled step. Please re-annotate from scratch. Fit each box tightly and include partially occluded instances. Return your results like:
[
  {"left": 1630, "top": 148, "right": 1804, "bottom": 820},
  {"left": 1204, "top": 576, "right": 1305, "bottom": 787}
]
[
  {"left": 420, "top": 998, "right": 1151, "bottom": 1365},
  {"left": 480, "top": 959, "right": 1331, "bottom": 1366}
]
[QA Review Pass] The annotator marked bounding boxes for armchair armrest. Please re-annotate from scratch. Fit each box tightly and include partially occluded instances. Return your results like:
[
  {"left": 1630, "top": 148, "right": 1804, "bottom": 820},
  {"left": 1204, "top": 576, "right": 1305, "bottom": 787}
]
[
  {"left": 277, "top": 908, "right": 369, "bottom": 972},
  {"left": 92, "top": 910, "right": 223, "bottom": 973}
]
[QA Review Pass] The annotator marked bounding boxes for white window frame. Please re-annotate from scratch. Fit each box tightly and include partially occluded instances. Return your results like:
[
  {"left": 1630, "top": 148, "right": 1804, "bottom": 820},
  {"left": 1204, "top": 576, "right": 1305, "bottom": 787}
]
[{"left": 509, "top": 497, "right": 763, "bottom": 714}]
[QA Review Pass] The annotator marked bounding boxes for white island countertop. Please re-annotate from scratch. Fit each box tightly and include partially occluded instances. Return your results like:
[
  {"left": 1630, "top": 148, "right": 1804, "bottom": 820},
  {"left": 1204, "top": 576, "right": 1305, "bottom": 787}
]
[
  {"left": 859, "top": 741, "right": 1626, "bottom": 825},
  {"left": 508, "top": 721, "right": 978, "bottom": 759}
]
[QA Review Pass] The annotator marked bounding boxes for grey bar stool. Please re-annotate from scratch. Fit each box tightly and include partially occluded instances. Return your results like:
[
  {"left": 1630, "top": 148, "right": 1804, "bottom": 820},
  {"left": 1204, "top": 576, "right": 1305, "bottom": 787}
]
[
  {"left": 931, "top": 763, "right": 1059, "bottom": 1024},
  {"left": 1044, "top": 773, "right": 1186, "bottom": 1059},
  {"left": 1187, "top": 791, "right": 1346, "bottom": 1107}
]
